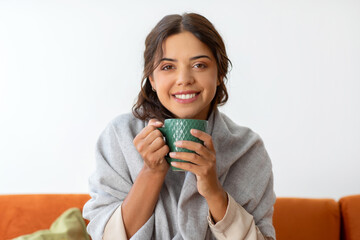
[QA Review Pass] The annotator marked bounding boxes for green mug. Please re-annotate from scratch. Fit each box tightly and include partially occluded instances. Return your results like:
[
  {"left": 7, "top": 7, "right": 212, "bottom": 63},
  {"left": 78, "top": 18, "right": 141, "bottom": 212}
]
[{"left": 158, "top": 118, "right": 208, "bottom": 171}]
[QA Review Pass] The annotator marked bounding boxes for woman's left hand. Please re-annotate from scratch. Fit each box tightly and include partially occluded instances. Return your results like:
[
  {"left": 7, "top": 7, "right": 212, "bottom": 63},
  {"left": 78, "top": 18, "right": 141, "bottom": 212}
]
[{"left": 169, "top": 129, "right": 224, "bottom": 200}]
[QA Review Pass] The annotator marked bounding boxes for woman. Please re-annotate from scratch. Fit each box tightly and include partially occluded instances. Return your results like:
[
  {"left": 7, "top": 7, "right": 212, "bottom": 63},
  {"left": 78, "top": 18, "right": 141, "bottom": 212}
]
[{"left": 83, "top": 13, "right": 276, "bottom": 240}]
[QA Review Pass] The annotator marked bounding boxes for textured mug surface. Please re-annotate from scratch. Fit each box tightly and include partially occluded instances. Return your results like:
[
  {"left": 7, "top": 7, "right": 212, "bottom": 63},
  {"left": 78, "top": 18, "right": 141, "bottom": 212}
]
[{"left": 158, "top": 119, "right": 208, "bottom": 171}]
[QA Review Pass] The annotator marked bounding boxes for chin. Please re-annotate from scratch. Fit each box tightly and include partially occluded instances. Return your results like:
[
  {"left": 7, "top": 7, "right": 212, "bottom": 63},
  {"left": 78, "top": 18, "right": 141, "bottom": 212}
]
[
  {"left": 170, "top": 106, "right": 209, "bottom": 120},
  {"left": 175, "top": 112, "right": 206, "bottom": 120},
  {"left": 173, "top": 112, "right": 195, "bottom": 119},
  {"left": 174, "top": 114, "right": 192, "bottom": 119}
]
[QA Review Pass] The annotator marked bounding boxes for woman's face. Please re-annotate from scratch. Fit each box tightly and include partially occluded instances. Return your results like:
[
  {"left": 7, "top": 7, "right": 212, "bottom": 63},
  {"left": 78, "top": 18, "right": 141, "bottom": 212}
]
[{"left": 149, "top": 31, "right": 220, "bottom": 120}]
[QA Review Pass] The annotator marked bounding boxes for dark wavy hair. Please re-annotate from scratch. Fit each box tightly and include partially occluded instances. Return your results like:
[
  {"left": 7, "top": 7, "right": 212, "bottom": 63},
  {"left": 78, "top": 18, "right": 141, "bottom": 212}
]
[{"left": 132, "top": 13, "right": 232, "bottom": 121}]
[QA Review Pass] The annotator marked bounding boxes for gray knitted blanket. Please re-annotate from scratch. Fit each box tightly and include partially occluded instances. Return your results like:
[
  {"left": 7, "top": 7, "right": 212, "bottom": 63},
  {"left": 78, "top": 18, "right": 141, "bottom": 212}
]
[{"left": 83, "top": 108, "right": 276, "bottom": 240}]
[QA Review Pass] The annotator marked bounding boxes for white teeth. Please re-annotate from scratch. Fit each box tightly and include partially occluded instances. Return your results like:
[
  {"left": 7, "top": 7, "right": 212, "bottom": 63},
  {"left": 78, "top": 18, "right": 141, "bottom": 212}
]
[{"left": 175, "top": 93, "right": 196, "bottom": 99}]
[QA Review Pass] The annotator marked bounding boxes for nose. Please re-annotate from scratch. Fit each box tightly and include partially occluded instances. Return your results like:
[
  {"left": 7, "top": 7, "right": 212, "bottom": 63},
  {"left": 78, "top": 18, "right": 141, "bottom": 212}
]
[{"left": 176, "top": 67, "right": 194, "bottom": 86}]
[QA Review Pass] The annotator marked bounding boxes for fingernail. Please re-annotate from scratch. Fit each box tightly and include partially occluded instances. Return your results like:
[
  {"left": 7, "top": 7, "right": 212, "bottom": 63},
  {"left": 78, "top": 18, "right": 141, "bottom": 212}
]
[
  {"left": 156, "top": 121, "right": 162, "bottom": 125},
  {"left": 169, "top": 152, "right": 176, "bottom": 157},
  {"left": 175, "top": 141, "right": 182, "bottom": 147},
  {"left": 191, "top": 129, "right": 198, "bottom": 134}
]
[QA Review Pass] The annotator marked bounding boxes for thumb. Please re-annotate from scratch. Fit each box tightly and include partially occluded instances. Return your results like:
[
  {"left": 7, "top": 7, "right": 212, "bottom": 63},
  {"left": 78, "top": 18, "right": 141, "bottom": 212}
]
[{"left": 148, "top": 118, "right": 163, "bottom": 127}]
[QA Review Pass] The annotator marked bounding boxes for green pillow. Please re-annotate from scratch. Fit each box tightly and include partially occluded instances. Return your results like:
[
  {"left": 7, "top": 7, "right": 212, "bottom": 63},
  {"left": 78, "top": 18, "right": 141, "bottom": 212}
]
[{"left": 13, "top": 208, "right": 90, "bottom": 240}]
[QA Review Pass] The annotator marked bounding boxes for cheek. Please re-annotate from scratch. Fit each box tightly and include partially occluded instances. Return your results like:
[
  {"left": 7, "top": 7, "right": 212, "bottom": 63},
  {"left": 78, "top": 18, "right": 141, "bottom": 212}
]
[
  {"left": 205, "top": 76, "right": 219, "bottom": 99},
  {"left": 156, "top": 77, "right": 171, "bottom": 91},
  {"left": 152, "top": 73, "right": 165, "bottom": 88},
  {"left": 154, "top": 77, "right": 173, "bottom": 100},
  {"left": 203, "top": 72, "right": 219, "bottom": 89}
]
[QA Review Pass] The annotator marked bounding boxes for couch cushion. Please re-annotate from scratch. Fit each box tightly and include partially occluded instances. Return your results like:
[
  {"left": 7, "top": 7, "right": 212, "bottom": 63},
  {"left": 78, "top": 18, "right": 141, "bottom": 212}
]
[
  {"left": 340, "top": 194, "right": 360, "bottom": 240},
  {"left": 13, "top": 208, "right": 89, "bottom": 240},
  {"left": 273, "top": 197, "right": 340, "bottom": 240},
  {"left": 0, "top": 194, "right": 90, "bottom": 240}
]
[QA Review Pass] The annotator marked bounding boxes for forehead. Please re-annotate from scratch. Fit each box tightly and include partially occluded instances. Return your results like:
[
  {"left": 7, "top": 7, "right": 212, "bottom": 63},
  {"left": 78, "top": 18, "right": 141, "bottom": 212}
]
[{"left": 161, "top": 31, "right": 213, "bottom": 58}]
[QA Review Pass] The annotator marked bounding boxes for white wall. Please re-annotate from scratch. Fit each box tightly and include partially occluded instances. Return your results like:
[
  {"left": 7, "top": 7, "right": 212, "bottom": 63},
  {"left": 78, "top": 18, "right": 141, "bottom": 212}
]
[{"left": 1, "top": 0, "right": 359, "bottom": 200}]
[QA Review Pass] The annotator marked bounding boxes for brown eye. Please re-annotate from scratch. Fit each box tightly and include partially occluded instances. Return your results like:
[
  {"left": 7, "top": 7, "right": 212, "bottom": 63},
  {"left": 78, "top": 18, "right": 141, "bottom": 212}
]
[
  {"left": 193, "top": 63, "right": 207, "bottom": 69},
  {"left": 161, "top": 65, "right": 174, "bottom": 71}
]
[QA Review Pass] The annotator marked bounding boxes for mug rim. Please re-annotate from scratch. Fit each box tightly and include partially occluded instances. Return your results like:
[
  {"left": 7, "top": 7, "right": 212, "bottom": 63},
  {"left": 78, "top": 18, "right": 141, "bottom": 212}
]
[{"left": 164, "top": 118, "right": 208, "bottom": 122}]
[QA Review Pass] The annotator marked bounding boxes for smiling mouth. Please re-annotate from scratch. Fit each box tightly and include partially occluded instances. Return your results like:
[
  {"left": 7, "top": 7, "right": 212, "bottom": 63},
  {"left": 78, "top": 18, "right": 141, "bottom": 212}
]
[{"left": 174, "top": 93, "right": 199, "bottom": 99}]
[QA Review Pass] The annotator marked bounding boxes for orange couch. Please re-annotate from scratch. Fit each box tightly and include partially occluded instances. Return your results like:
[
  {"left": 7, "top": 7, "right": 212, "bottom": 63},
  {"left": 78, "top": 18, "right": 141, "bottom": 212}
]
[{"left": 1, "top": 194, "right": 359, "bottom": 240}]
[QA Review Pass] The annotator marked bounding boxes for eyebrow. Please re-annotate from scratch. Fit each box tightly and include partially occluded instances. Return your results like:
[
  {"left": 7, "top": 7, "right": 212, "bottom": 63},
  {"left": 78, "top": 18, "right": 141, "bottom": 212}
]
[{"left": 159, "top": 55, "right": 211, "bottom": 62}]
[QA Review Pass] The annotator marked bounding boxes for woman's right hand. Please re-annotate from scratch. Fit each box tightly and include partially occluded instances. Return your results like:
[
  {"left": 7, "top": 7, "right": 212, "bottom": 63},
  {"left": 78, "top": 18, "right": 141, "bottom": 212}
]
[
  {"left": 124, "top": 119, "right": 170, "bottom": 238},
  {"left": 133, "top": 119, "right": 170, "bottom": 173}
]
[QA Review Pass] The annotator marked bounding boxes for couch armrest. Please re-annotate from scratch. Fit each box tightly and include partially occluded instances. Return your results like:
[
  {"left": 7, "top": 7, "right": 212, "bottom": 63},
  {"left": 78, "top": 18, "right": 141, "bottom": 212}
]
[
  {"left": 0, "top": 194, "right": 90, "bottom": 240},
  {"left": 273, "top": 197, "right": 340, "bottom": 240},
  {"left": 340, "top": 194, "right": 360, "bottom": 240}
]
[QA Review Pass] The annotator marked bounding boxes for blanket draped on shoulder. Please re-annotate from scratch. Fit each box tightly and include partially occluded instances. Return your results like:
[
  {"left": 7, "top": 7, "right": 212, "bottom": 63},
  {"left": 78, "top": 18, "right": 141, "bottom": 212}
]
[{"left": 83, "top": 108, "right": 276, "bottom": 240}]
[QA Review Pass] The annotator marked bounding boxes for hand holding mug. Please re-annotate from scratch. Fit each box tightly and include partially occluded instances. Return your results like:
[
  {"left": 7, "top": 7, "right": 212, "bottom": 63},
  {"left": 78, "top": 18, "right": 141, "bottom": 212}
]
[
  {"left": 169, "top": 129, "right": 224, "bottom": 200},
  {"left": 133, "top": 119, "right": 170, "bottom": 174}
]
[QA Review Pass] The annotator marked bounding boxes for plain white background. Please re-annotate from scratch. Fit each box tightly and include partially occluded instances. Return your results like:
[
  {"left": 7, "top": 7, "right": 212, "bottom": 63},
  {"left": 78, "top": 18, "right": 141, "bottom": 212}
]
[{"left": 0, "top": 0, "right": 359, "bottom": 200}]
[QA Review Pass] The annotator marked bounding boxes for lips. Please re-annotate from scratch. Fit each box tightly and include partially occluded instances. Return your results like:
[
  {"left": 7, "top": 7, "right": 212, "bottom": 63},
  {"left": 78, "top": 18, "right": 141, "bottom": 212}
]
[
  {"left": 174, "top": 93, "right": 197, "bottom": 99},
  {"left": 172, "top": 90, "right": 200, "bottom": 103}
]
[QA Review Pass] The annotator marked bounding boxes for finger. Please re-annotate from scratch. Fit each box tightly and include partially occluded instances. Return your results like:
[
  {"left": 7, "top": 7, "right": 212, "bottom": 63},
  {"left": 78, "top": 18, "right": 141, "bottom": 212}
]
[
  {"left": 175, "top": 140, "right": 210, "bottom": 156},
  {"left": 135, "top": 125, "right": 156, "bottom": 142},
  {"left": 170, "top": 161, "right": 200, "bottom": 174},
  {"left": 148, "top": 118, "right": 163, "bottom": 127},
  {"left": 157, "top": 144, "right": 170, "bottom": 159},
  {"left": 134, "top": 127, "right": 163, "bottom": 153},
  {"left": 142, "top": 137, "right": 167, "bottom": 163},
  {"left": 150, "top": 144, "right": 169, "bottom": 165},
  {"left": 169, "top": 151, "right": 203, "bottom": 165},
  {"left": 190, "top": 129, "right": 215, "bottom": 151},
  {"left": 147, "top": 135, "right": 166, "bottom": 153},
  {"left": 145, "top": 128, "right": 164, "bottom": 144},
  {"left": 135, "top": 121, "right": 162, "bottom": 142}
]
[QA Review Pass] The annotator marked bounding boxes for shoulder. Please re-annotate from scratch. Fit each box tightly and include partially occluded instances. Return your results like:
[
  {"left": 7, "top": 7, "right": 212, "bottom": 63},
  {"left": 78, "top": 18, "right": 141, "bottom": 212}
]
[
  {"left": 110, "top": 112, "right": 144, "bottom": 129},
  {"left": 100, "top": 112, "right": 146, "bottom": 140},
  {"left": 215, "top": 110, "right": 262, "bottom": 146},
  {"left": 213, "top": 110, "right": 271, "bottom": 170}
]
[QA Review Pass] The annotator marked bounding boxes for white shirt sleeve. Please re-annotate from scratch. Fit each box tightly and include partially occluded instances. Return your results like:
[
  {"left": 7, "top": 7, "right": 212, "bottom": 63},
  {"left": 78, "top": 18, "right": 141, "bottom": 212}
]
[
  {"left": 103, "top": 203, "right": 128, "bottom": 240},
  {"left": 103, "top": 194, "right": 273, "bottom": 240},
  {"left": 207, "top": 193, "right": 273, "bottom": 240}
]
